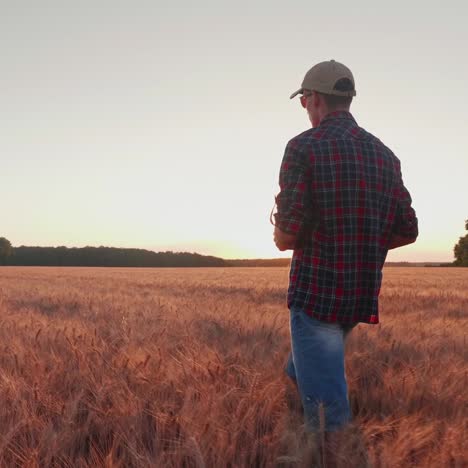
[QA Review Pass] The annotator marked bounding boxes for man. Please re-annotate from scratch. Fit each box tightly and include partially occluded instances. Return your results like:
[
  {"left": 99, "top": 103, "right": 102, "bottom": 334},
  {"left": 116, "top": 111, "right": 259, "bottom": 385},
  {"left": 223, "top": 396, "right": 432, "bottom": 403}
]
[{"left": 273, "top": 60, "right": 418, "bottom": 435}]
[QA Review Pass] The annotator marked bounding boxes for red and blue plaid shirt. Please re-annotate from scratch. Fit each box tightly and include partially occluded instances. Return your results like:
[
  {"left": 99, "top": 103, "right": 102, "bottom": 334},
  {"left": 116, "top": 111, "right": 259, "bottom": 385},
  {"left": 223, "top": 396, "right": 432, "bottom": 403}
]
[{"left": 274, "top": 111, "right": 418, "bottom": 324}]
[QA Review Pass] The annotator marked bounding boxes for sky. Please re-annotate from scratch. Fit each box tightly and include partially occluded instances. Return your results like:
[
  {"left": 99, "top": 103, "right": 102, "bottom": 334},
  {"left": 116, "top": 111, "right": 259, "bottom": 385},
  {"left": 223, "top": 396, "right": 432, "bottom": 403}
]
[{"left": 1, "top": 0, "right": 467, "bottom": 262}]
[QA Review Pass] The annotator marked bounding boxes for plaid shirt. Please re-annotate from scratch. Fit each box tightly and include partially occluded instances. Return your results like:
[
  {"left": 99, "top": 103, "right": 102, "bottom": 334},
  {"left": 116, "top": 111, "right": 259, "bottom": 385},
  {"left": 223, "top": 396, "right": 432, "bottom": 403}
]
[{"left": 275, "top": 111, "right": 418, "bottom": 324}]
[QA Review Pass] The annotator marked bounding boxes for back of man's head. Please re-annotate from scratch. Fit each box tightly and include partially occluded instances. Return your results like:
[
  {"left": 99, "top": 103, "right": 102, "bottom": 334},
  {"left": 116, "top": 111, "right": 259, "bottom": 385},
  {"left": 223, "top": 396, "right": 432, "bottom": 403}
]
[
  {"left": 290, "top": 59, "right": 356, "bottom": 109},
  {"left": 289, "top": 60, "right": 356, "bottom": 125},
  {"left": 319, "top": 77, "right": 354, "bottom": 111}
]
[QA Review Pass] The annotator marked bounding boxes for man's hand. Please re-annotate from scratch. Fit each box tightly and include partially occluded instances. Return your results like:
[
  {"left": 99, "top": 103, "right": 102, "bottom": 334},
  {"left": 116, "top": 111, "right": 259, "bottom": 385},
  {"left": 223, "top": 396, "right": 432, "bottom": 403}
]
[{"left": 274, "top": 226, "right": 297, "bottom": 251}]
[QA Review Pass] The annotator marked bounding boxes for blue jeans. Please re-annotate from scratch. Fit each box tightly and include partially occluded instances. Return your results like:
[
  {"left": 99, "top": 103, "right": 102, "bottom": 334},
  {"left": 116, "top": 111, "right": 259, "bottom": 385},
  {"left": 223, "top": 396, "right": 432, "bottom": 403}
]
[{"left": 285, "top": 307, "right": 356, "bottom": 432}]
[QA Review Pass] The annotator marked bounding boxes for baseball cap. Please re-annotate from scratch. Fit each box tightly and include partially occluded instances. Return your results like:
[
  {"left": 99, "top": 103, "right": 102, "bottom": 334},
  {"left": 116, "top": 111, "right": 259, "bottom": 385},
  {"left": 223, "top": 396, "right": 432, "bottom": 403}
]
[{"left": 290, "top": 59, "right": 357, "bottom": 99}]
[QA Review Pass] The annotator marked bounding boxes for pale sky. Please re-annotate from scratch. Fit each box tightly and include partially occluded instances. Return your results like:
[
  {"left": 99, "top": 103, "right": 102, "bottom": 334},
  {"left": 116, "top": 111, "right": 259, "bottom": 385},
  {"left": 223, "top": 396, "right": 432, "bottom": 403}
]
[{"left": 1, "top": 1, "right": 467, "bottom": 261}]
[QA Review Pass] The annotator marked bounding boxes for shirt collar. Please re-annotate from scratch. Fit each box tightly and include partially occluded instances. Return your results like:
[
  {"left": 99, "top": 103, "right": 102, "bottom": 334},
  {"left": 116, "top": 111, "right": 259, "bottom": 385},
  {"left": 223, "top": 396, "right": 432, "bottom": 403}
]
[{"left": 320, "top": 110, "right": 357, "bottom": 125}]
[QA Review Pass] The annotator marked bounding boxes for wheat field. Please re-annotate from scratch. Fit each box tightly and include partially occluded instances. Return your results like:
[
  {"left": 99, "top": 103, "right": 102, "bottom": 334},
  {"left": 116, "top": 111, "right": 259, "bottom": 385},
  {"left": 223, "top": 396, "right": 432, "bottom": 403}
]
[{"left": 0, "top": 266, "right": 466, "bottom": 467}]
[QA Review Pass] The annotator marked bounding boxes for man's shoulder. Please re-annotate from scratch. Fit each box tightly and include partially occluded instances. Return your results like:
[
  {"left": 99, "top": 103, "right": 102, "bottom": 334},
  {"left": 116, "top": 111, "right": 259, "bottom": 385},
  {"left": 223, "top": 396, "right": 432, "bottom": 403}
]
[
  {"left": 354, "top": 125, "right": 394, "bottom": 150},
  {"left": 286, "top": 123, "right": 400, "bottom": 168},
  {"left": 287, "top": 127, "right": 323, "bottom": 149}
]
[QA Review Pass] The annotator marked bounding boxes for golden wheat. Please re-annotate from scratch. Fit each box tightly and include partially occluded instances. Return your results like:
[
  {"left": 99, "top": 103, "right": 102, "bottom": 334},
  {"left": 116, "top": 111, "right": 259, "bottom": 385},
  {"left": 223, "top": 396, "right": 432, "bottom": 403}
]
[{"left": 0, "top": 266, "right": 466, "bottom": 467}]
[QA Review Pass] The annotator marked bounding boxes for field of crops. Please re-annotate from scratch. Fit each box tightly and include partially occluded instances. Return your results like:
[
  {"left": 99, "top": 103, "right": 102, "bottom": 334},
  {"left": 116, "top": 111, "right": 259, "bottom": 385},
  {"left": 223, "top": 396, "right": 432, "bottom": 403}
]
[{"left": 0, "top": 266, "right": 466, "bottom": 467}]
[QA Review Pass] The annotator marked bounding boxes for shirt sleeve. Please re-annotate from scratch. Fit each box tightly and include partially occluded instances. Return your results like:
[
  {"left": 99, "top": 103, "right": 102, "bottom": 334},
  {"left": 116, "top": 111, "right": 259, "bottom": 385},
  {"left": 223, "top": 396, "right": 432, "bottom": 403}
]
[
  {"left": 392, "top": 160, "right": 419, "bottom": 239},
  {"left": 274, "top": 140, "right": 312, "bottom": 236}
]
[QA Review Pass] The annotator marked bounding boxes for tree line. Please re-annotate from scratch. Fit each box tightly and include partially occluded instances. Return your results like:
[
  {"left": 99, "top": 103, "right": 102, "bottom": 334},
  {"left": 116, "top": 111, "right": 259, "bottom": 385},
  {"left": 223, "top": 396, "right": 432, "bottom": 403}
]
[
  {"left": 453, "top": 219, "right": 468, "bottom": 266},
  {"left": 0, "top": 242, "right": 225, "bottom": 268},
  {"left": 1, "top": 221, "right": 468, "bottom": 267}
]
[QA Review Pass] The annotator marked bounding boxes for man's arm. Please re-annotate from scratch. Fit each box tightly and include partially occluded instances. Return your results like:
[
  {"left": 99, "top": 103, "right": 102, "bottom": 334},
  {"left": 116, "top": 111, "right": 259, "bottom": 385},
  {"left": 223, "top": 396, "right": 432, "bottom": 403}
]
[
  {"left": 273, "top": 140, "right": 311, "bottom": 251},
  {"left": 389, "top": 159, "right": 418, "bottom": 249},
  {"left": 388, "top": 234, "right": 417, "bottom": 250}
]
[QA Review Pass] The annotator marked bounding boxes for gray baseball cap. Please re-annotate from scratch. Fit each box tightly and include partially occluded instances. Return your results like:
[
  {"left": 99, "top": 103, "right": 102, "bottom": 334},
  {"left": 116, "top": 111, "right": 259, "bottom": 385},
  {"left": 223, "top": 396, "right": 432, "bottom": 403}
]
[{"left": 290, "top": 59, "right": 357, "bottom": 99}]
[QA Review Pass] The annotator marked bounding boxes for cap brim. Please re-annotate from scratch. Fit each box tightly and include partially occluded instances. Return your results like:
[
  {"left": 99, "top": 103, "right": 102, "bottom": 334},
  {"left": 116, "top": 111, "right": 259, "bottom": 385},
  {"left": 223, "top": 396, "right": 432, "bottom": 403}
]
[{"left": 289, "top": 88, "right": 302, "bottom": 99}]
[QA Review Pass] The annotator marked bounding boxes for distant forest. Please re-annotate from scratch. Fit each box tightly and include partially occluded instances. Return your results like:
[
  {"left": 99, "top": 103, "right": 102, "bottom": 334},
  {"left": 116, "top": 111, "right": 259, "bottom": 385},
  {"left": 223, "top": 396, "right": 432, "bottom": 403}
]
[
  {"left": 4, "top": 246, "right": 226, "bottom": 268},
  {"left": 0, "top": 239, "right": 455, "bottom": 268}
]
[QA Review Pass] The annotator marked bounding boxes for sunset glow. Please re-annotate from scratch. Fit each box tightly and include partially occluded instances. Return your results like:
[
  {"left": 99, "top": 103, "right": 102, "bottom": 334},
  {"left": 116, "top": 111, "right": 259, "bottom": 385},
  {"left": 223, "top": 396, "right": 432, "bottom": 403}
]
[{"left": 1, "top": 1, "right": 467, "bottom": 262}]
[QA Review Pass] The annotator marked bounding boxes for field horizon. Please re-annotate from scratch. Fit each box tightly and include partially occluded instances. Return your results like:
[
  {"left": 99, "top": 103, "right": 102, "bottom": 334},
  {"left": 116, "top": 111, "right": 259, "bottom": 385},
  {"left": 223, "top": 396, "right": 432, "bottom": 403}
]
[{"left": 0, "top": 239, "right": 456, "bottom": 268}]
